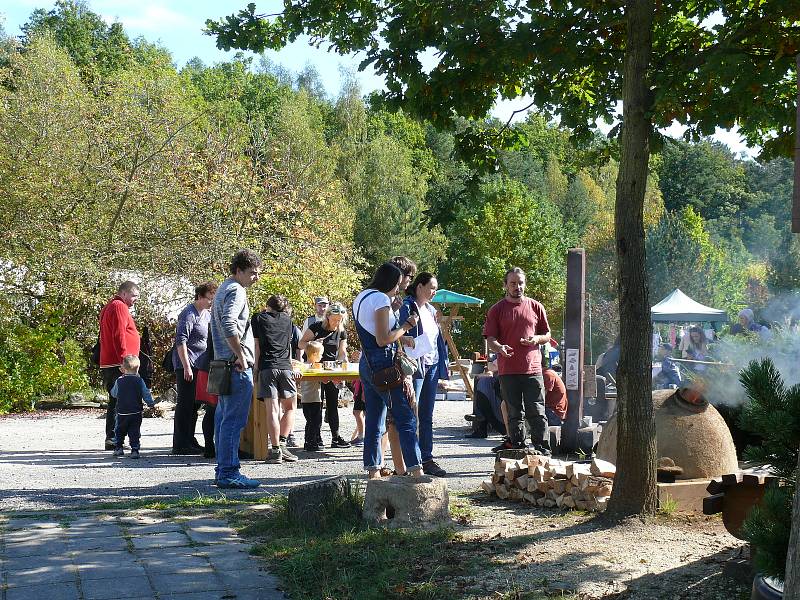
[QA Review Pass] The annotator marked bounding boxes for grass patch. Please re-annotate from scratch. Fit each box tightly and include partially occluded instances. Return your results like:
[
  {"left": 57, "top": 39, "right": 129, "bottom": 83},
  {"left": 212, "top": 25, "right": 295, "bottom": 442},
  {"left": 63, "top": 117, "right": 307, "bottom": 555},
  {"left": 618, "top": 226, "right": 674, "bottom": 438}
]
[
  {"left": 87, "top": 493, "right": 278, "bottom": 512},
  {"left": 658, "top": 495, "right": 679, "bottom": 516}
]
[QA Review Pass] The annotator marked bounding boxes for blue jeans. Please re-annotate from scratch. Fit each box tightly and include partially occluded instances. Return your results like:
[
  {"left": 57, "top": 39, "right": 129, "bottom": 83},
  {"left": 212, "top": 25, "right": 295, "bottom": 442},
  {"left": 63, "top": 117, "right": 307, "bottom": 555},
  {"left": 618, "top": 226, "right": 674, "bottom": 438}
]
[
  {"left": 214, "top": 368, "right": 253, "bottom": 481},
  {"left": 413, "top": 362, "right": 439, "bottom": 463},
  {"left": 360, "top": 356, "right": 422, "bottom": 471}
]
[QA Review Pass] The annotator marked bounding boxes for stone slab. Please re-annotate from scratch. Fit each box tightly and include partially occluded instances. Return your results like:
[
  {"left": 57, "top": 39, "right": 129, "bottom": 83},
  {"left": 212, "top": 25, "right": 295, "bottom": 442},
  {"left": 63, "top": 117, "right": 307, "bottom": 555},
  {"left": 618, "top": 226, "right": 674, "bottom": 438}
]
[
  {"left": 147, "top": 569, "right": 226, "bottom": 594},
  {"left": 82, "top": 574, "right": 155, "bottom": 599},
  {"left": 138, "top": 551, "right": 210, "bottom": 574},
  {"left": 6, "top": 581, "right": 81, "bottom": 600},
  {"left": 658, "top": 478, "right": 713, "bottom": 512},
  {"left": 130, "top": 531, "right": 191, "bottom": 550}
]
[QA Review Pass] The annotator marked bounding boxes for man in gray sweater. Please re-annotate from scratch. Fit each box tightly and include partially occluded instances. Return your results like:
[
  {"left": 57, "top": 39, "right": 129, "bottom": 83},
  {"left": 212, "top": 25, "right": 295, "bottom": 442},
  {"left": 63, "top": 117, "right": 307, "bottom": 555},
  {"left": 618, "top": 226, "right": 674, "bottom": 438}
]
[{"left": 211, "top": 249, "right": 262, "bottom": 489}]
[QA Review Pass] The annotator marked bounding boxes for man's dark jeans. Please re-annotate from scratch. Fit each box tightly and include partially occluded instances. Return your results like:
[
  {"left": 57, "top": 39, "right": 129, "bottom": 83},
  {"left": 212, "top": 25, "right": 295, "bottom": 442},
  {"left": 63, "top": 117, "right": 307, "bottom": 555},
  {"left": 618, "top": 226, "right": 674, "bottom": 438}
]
[
  {"left": 101, "top": 367, "right": 121, "bottom": 441},
  {"left": 499, "top": 374, "right": 549, "bottom": 451},
  {"left": 174, "top": 368, "right": 201, "bottom": 450}
]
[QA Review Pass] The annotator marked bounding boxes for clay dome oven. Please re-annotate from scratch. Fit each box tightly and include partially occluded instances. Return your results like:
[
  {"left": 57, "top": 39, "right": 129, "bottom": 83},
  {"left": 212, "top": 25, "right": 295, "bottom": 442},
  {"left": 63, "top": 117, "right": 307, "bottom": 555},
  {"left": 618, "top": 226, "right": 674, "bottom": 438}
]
[{"left": 596, "top": 387, "right": 738, "bottom": 479}]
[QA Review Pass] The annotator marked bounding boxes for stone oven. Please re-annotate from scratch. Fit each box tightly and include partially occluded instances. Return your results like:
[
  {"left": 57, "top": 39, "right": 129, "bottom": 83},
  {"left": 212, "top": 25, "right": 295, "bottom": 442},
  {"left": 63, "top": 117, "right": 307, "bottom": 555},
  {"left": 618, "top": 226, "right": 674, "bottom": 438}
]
[{"left": 596, "top": 387, "right": 739, "bottom": 479}]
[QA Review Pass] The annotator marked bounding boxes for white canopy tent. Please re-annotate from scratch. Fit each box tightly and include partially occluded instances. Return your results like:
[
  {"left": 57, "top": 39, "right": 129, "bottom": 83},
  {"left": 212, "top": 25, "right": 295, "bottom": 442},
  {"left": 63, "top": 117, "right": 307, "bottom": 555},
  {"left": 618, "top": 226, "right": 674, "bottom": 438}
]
[{"left": 651, "top": 288, "right": 728, "bottom": 323}]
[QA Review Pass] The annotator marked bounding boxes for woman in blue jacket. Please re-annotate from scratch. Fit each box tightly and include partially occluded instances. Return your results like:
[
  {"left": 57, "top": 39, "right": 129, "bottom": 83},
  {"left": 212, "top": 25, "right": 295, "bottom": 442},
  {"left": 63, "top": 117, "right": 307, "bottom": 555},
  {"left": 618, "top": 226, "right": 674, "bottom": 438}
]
[{"left": 400, "top": 272, "right": 449, "bottom": 477}]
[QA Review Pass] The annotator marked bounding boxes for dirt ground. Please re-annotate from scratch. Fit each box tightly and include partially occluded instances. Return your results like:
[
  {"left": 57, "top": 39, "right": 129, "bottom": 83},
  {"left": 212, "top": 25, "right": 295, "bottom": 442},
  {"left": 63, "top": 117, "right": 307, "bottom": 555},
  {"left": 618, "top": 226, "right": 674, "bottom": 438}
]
[{"left": 445, "top": 494, "right": 750, "bottom": 599}]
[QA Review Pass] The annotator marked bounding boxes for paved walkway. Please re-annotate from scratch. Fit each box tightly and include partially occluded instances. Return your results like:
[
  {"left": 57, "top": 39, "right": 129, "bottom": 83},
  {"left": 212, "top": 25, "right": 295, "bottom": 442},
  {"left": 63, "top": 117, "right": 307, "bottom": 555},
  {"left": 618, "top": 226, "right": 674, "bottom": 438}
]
[{"left": 0, "top": 512, "right": 286, "bottom": 600}]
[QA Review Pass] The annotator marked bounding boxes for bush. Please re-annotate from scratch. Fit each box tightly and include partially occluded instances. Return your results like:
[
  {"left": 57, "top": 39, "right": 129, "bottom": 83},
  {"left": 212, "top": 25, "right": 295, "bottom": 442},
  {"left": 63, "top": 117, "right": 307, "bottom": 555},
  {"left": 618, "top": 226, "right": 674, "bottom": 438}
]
[
  {"left": 0, "top": 319, "right": 90, "bottom": 413},
  {"left": 738, "top": 358, "right": 800, "bottom": 581}
]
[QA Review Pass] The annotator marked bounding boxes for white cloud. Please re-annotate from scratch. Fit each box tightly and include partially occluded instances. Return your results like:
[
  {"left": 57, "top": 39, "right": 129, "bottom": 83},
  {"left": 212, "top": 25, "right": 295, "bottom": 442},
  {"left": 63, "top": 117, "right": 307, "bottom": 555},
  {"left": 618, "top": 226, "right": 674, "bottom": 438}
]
[{"left": 94, "top": 2, "right": 194, "bottom": 34}]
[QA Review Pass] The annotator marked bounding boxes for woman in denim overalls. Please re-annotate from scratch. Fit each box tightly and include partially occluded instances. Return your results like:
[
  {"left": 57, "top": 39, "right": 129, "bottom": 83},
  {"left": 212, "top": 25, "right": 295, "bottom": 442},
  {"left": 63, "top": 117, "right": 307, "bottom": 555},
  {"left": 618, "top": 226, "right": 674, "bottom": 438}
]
[{"left": 353, "top": 263, "right": 424, "bottom": 479}]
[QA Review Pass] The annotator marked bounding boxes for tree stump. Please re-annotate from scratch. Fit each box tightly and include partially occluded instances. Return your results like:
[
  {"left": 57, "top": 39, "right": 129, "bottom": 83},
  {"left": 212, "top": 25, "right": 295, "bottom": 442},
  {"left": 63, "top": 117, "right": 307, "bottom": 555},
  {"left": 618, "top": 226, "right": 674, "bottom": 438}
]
[
  {"left": 363, "top": 476, "right": 449, "bottom": 526},
  {"left": 287, "top": 476, "right": 358, "bottom": 527}
]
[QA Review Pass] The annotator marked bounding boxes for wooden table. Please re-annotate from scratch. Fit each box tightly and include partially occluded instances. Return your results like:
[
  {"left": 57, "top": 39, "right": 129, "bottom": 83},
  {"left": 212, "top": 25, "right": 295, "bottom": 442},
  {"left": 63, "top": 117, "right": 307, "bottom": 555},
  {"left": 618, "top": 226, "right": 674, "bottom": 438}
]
[{"left": 240, "top": 368, "right": 360, "bottom": 459}]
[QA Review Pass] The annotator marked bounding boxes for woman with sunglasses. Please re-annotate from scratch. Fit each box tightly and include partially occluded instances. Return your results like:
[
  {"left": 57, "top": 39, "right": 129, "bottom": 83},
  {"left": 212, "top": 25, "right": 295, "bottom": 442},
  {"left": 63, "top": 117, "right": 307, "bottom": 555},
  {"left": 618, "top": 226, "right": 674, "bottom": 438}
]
[{"left": 299, "top": 301, "right": 351, "bottom": 448}]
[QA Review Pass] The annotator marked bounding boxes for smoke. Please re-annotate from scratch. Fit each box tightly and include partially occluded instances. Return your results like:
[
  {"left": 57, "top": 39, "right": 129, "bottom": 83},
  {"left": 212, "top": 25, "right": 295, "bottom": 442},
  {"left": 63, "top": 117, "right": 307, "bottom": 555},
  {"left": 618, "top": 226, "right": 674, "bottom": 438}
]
[{"left": 702, "top": 326, "right": 800, "bottom": 408}]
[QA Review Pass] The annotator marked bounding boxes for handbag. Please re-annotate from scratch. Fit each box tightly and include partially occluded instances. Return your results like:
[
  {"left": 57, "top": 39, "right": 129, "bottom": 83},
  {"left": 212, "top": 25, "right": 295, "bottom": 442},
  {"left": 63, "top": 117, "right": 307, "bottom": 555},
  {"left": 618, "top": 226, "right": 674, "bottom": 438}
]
[{"left": 206, "top": 359, "right": 233, "bottom": 395}]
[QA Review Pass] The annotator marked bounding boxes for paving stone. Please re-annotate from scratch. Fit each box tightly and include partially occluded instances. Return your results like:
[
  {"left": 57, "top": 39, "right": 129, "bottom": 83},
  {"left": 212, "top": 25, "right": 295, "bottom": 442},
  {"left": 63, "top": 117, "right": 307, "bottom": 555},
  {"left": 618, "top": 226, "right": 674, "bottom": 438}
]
[
  {"left": 138, "top": 551, "right": 210, "bottom": 573},
  {"left": 216, "top": 568, "right": 281, "bottom": 590},
  {"left": 82, "top": 574, "right": 154, "bottom": 599},
  {"left": 66, "top": 535, "right": 129, "bottom": 552},
  {"left": 78, "top": 563, "right": 147, "bottom": 581},
  {"left": 62, "top": 522, "right": 122, "bottom": 539},
  {"left": 4, "top": 539, "right": 70, "bottom": 558},
  {"left": 147, "top": 568, "right": 226, "bottom": 595},
  {"left": 5, "top": 519, "right": 61, "bottom": 531},
  {"left": 229, "top": 588, "right": 288, "bottom": 600},
  {"left": 6, "top": 581, "right": 81, "bottom": 600},
  {"left": 126, "top": 522, "right": 184, "bottom": 536},
  {"left": 3, "top": 527, "right": 64, "bottom": 544},
  {"left": 5, "top": 561, "right": 78, "bottom": 587},
  {"left": 130, "top": 531, "right": 191, "bottom": 550},
  {"left": 204, "top": 552, "right": 262, "bottom": 572},
  {"left": 183, "top": 527, "right": 239, "bottom": 545}
]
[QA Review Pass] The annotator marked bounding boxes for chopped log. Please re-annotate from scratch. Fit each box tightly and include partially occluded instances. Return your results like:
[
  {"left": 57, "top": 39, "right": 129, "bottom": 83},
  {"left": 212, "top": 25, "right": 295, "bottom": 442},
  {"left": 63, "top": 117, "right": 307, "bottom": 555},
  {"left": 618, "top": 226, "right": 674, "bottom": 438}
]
[
  {"left": 481, "top": 480, "right": 496, "bottom": 495},
  {"left": 523, "top": 492, "right": 537, "bottom": 503},
  {"left": 590, "top": 458, "right": 616, "bottom": 478},
  {"left": 585, "top": 476, "right": 614, "bottom": 493},
  {"left": 550, "top": 462, "right": 568, "bottom": 478},
  {"left": 536, "top": 480, "right": 551, "bottom": 493},
  {"left": 594, "top": 484, "right": 613, "bottom": 498},
  {"left": 562, "top": 495, "right": 576, "bottom": 509},
  {"left": 515, "top": 474, "right": 529, "bottom": 490},
  {"left": 544, "top": 498, "right": 556, "bottom": 508},
  {"left": 555, "top": 493, "right": 566, "bottom": 508},
  {"left": 703, "top": 493, "right": 724, "bottom": 515},
  {"left": 722, "top": 472, "right": 743, "bottom": 486},
  {"left": 574, "top": 499, "right": 588, "bottom": 511},
  {"left": 536, "top": 497, "right": 546, "bottom": 507},
  {"left": 496, "top": 485, "right": 510, "bottom": 499},
  {"left": 543, "top": 468, "right": 554, "bottom": 481},
  {"left": 492, "top": 473, "right": 504, "bottom": 485},
  {"left": 509, "top": 488, "right": 523, "bottom": 502},
  {"left": 545, "top": 490, "right": 559, "bottom": 502},
  {"left": 527, "top": 479, "right": 537, "bottom": 493},
  {"left": 526, "top": 456, "right": 543, "bottom": 473},
  {"left": 511, "top": 467, "right": 528, "bottom": 480},
  {"left": 553, "top": 479, "right": 568, "bottom": 495},
  {"left": 566, "top": 463, "right": 591, "bottom": 479},
  {"left": 531, "top": 465, "right": 546, "bottom": 483}
]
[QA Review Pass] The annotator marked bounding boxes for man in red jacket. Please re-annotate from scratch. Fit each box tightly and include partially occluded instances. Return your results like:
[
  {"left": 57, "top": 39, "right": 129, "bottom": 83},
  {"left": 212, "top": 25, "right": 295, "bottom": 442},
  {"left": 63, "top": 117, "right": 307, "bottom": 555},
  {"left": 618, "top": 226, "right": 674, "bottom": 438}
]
[{"left": 99, "top": 281, "right": 141, "bottom": 449}]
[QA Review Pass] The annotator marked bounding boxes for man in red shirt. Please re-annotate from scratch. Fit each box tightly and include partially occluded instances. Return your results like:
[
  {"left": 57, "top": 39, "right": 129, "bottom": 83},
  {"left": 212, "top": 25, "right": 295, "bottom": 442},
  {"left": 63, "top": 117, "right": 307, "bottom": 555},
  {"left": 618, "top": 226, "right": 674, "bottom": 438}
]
[
  {"left": 483, "top": 267, "right": 552, "bottom": 454},
  {"left": 99, "top": 281, "right": 141, "bottom": 449},
  {"left": 543, "top": 367, "right": 568, "bottom": 425}
]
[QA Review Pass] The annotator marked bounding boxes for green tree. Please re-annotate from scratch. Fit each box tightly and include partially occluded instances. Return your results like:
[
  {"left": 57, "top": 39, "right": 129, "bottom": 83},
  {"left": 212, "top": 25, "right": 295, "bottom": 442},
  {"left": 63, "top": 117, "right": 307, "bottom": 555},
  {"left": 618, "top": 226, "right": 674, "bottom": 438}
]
[
  {"left": 646, "top": 207, "right": 747, "bottom": 314},
  {"left": 438, "top": 178, "right": 572, "bottom": 350},
  {"left": 208, "top": 0, "right": 799, "bottom": 517},
  {"left": 21, "top": 0, "right": 132, "bottom": 82}
]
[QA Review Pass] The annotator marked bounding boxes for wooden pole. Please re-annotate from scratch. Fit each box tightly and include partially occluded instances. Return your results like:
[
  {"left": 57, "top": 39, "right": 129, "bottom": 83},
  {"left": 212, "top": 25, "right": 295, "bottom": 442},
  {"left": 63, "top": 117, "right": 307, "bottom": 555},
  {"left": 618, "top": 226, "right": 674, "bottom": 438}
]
[
  {"left": 438, "top": 305, "right": 474, "bottom": 399},
  {"left": 793, "top": 54, "right": 800, "bottom": 233},
  {"left": 561, "top": 248, "right": 586, "bottom": 451}
]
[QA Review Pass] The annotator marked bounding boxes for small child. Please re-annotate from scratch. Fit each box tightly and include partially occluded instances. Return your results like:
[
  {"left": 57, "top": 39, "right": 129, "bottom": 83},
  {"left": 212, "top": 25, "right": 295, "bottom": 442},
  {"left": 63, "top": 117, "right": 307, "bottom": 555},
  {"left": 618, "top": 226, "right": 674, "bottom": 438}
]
[
  {"left": 347, "top": 349, "right": 365, "bottom": 445},
  {"left": 300, "top": 341, "right": 324, "bottom": 452},
  {"left": 111, "top": 355, "right": 156, "bottom": 459}
]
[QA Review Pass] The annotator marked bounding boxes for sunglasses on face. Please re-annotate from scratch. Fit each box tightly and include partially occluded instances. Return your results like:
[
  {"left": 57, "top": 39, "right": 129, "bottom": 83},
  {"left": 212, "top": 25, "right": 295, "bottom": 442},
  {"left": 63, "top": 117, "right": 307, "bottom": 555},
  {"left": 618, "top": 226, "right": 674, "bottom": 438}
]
[{"left": 329, "top": 306, "right": 346, "bottom": 315}]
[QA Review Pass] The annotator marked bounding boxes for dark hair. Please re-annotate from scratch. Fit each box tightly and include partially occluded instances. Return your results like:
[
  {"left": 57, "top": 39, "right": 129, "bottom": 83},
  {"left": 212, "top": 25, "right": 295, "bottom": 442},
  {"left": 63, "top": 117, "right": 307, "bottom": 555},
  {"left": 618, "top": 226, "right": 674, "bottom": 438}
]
[
  {"left": 504, "top": 266, "right": 526, "bottom": 283},
  {"left": 229, "top": 249, "right": 262, "bottom": 275},
  {"left": 390, "top": 256, "right": 417, "bottom": 277},
  {"left": 117, "top": 280, "right": 139, "bottom": 294},
  {"left": 194, "top": 281, "right": 218, "bottom": 300},
  {"left": 406, "top": 272, "right": 435, "bottom": 297},
  {"left": 267, "top": 294, "right": 289, "bottom": 313},
  {"left": 367, "top": 263, "right": 403, "bottom": 293}
]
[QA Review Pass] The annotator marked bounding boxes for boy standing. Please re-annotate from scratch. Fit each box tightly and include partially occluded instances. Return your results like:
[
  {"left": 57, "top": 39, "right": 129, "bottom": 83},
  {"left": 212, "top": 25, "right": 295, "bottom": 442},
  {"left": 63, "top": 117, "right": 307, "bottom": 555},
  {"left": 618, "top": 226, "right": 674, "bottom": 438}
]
[
  {"left": 111, "top": 355, "right": 155, "bottom": 458},
  {"left": 299, "top": 341, "right": 325, "bottom": 451}
]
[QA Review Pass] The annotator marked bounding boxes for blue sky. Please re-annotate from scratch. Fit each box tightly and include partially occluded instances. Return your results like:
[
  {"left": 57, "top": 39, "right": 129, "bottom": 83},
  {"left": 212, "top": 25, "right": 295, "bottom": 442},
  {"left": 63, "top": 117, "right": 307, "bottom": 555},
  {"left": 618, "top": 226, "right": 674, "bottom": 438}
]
[{"left": 2, "top": 0, "right": 752, "bottom": 155}]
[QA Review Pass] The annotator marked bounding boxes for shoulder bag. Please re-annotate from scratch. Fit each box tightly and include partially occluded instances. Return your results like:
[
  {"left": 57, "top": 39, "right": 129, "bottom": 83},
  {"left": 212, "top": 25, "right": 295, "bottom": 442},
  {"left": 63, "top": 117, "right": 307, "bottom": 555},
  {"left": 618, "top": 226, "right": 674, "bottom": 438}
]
[{"left": 207, "top": 296, "right": 251, "bottom": 396}]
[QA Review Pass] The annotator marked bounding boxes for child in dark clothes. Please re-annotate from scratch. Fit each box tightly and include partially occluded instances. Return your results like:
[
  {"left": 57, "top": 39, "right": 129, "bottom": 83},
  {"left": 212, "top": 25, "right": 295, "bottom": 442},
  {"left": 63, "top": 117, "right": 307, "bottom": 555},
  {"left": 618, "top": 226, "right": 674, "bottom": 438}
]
[{"left": 111, "top": 355, "right": 156, "bottom": 458}]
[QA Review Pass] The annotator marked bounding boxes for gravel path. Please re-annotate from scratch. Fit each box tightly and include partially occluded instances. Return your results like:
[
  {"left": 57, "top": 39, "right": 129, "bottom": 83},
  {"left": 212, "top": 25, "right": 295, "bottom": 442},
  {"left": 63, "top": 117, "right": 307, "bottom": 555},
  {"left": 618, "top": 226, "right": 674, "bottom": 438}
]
[{"left": 0, "top": 402, "right": 490, "bottom": 511}]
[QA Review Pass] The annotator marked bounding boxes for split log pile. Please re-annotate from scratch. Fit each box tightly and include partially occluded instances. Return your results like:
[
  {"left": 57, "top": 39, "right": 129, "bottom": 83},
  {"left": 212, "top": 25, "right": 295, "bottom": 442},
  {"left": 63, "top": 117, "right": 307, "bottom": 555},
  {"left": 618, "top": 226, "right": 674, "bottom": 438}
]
[{"left": 481, "top": 455, "right": 616, "bottom": 512}]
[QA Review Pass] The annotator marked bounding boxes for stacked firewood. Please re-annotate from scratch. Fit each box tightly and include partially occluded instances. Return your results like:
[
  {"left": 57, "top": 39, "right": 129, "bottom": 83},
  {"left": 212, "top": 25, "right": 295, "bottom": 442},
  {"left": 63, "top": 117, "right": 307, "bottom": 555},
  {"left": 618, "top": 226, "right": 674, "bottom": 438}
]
[{"left": 481, "top": 455, "right": 616, "bottom": 512}]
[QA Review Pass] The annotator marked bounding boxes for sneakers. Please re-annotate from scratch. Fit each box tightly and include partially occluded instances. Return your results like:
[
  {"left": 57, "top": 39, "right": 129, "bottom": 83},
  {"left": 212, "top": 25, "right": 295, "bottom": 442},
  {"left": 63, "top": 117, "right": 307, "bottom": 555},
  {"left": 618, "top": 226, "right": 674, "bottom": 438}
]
[
  {"left": 105, "top": 439, "right": 116, "bottom": 450},
  {"left": 266, "top": 447, "right": 283, "bottom": 464},
  {"left": 350, "top": 436, "right": 364, "bottom": 446},
  {"left": 279, "top": 444, "right": 299, "bottom": 462},
  {"left": 216, "top": 474, "right": 261, "bottom": 489},
  {"left": 491, "top": 437, "right": 514, "bottom": 453},
  {"left": 422, "top": 460, "right": 447, "bottom": 477},
  {"left": 331, "top": 436, "right": 351, "bottom": 448},
  {"left": 172, "top": 447, "right": 203, "bottom": 455},
  {"left": 304, "top": 443, "right": 324, "bottom": 452},
  {"left": 285, "top": 433, "right": 299, "bottom": 448},
  {"left": 113, "top": 448, "right": 124, "bottom": 457},
  {"left": 203, "top": 447, "right": 216, "bottom": 459},
  {"left": 130, "top": 449, "right": 140, "bottom": 459}
]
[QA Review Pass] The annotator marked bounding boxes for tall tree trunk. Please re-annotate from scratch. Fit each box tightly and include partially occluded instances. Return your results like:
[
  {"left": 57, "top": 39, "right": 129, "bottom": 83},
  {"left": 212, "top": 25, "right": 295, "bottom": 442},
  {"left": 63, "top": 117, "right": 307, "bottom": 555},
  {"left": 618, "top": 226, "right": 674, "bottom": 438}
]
[{"left": 607, "top": 0, "right": 658, "bottom": 518}]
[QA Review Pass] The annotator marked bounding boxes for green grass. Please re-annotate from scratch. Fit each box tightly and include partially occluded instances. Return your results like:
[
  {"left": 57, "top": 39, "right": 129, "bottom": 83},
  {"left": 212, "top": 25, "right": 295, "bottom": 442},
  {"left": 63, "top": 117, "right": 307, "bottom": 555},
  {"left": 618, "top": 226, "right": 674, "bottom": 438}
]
[
  {"left": 84, "top": 492, "right": 278, "bottom": 512},
  {"left": 658, "top": 495, "right": 679, "bottom": 516}
]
